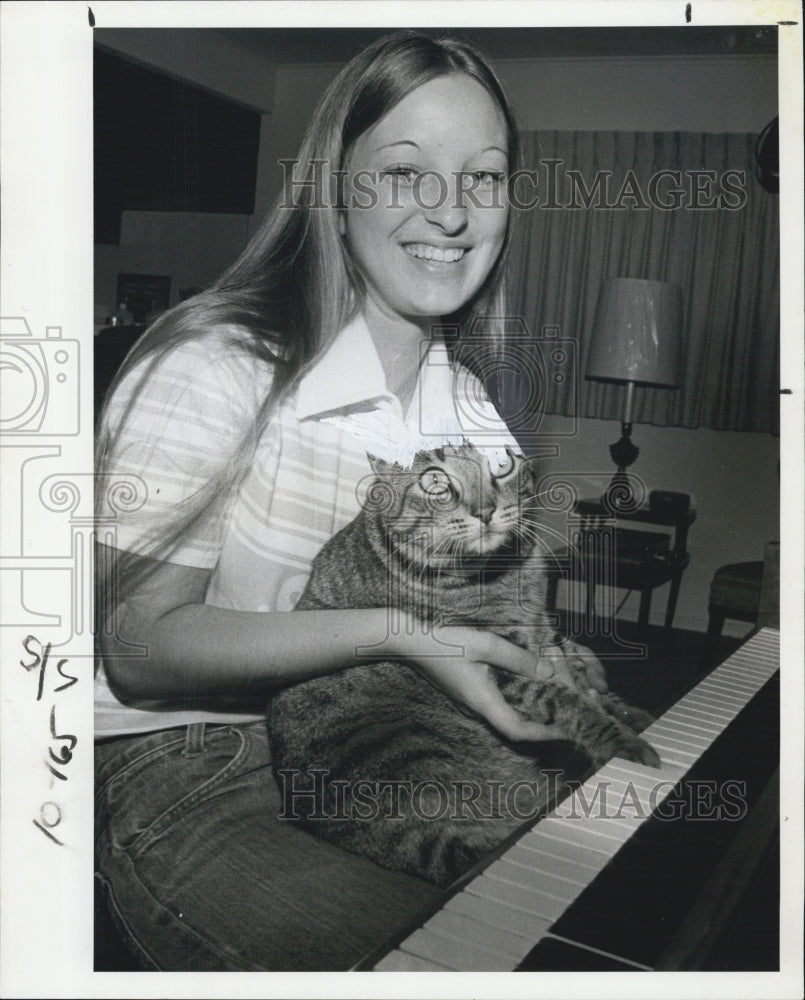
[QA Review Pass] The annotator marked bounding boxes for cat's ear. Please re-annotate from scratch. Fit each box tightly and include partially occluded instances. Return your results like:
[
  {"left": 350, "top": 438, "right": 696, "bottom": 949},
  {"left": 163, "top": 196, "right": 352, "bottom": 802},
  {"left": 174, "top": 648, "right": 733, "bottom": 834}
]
[
  {"left": 366, "top": 453, "right": 392, "bottom": 475},
  {"left": 517, "top": 454, "right": 540, "bottom": 491}
]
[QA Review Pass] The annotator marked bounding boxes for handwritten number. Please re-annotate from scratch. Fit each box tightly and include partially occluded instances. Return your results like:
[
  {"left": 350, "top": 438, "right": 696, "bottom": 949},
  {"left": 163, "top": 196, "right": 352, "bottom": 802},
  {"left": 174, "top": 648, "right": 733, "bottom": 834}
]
[
  {"left": 20, "top": 636, "right": 78, "bottom": 698},
  {"left": 54, "top": 658, "right": 79, "bottom": 692},
  {"left": 50, "top": 705, "right": 78, "bottom": 752},
  {"left": 33, "top": 819, "right": 64, "bottom": 845},
  {"left": 22, "top": 637, "right": 78, "bottom": 843},
  {"left": 19, "top": 634, "right": 41, "bottom": 671},
  {"left": 20, "top": 635, "right": 50, "bottom": 701},
  {"left": 33, "top": 802, "right": 64, "bottom": 845},
  {"left": 48, "top": 705, "right": 77, "bottom": 780}
]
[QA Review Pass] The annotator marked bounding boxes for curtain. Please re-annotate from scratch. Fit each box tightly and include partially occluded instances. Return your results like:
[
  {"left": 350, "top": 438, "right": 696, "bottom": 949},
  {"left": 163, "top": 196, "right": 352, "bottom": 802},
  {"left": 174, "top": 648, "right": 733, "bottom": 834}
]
[{"left": 504, "top": 131, "right": 780, "bottom": 433}]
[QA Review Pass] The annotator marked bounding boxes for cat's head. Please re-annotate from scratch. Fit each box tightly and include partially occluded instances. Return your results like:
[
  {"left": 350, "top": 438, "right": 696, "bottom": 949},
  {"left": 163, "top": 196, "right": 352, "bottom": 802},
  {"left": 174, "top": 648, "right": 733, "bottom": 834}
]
[{"left": 363, "top": 444, "right": 539, "bottom": 567}]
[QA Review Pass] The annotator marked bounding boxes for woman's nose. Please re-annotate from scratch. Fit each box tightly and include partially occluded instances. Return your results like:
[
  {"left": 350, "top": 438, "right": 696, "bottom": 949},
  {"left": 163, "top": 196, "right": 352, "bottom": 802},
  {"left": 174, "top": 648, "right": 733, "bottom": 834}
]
[{"left": 418, "top": 171, "right": 469, "bottom": 233}]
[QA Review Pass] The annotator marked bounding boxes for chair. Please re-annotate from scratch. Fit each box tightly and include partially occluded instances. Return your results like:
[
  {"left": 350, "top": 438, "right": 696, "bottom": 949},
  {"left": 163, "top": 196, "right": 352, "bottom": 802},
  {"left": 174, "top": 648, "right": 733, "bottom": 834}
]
[{"left": 707, "top": 541, "right": 780, "bottom": 638}]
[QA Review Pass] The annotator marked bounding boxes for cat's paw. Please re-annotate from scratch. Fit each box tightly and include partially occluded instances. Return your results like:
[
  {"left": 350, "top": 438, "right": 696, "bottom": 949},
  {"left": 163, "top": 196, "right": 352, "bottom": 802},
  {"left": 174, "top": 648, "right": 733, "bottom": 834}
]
[
  {"left": 602, "top": 696, "right": 655, "bottom": 733},
  {"left": 610, "top": 734, "right": 662, "bottom": 769},
  {"left": 622, "top": 706, "right": 657, "bottom": 733}
]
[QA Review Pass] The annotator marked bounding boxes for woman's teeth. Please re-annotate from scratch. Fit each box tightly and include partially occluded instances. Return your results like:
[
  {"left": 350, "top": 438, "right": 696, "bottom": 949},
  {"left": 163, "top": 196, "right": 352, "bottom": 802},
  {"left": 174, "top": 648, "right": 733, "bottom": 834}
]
[{"left": 404, "top": 244, "right": 466, "bottom": 262}]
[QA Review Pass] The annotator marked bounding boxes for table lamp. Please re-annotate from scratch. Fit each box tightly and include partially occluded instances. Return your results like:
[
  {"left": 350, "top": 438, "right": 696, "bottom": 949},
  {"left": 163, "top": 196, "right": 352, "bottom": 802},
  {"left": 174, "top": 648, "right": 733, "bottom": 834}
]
[{"left": 586, "top": 277, "right": 683, "bottom": 510}]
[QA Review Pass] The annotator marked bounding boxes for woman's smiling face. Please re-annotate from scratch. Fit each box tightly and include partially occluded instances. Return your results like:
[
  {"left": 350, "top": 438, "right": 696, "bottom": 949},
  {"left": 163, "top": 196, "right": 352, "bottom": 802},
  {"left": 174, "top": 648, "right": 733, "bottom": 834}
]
[{"left": 340, "top": 73, "right": 510, "bottom": 327}]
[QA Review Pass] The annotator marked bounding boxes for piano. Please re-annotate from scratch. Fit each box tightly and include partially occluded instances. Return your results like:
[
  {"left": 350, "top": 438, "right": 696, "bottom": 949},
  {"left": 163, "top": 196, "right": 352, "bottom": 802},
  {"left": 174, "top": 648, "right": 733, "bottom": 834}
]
[{"left": 359, "top": 627, "right": 780, "bottom": 971}]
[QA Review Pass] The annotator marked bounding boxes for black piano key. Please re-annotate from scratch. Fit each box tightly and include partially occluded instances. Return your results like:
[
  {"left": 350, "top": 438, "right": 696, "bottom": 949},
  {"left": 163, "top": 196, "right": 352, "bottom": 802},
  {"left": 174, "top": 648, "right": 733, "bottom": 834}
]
[
  {"left": 548, "top": 675, "right": 779, "bottom": 969},
  {"left": 516, "top": 935, "right": 643, "bottom": 972}
]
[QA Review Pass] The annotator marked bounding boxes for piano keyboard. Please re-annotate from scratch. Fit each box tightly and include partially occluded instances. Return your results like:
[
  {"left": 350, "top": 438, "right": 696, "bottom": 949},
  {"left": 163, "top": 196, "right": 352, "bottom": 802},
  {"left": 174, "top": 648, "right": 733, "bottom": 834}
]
[{"left": 369, "top": 627, "right": 780, "bottom": 972}]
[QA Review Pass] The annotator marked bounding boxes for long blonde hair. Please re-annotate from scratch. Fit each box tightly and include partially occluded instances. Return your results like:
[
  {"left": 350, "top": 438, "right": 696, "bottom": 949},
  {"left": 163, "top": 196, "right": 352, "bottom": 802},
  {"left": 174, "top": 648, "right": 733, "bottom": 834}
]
[{"left": 96, "top": 30, "right": 522, "bottom": 605}]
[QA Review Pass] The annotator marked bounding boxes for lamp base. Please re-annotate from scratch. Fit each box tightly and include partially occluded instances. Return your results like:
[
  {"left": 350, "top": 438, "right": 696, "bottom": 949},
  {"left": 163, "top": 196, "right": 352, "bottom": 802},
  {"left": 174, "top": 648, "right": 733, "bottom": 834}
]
[
  {"left": 608, "top": 422, "right": 640, "bottom": 470},
  {"left": 601, "top": 422, "right": 641, "bottom": 513},
  {"left": 602, "top": 469, "right": 639, "bottom": 513}
]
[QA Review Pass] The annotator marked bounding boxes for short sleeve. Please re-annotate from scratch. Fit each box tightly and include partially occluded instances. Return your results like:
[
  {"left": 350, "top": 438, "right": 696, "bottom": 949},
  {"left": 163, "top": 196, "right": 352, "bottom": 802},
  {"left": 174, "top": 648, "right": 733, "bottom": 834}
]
[{"left": 100, "top": 330, "right": 273, "bottom": 567}]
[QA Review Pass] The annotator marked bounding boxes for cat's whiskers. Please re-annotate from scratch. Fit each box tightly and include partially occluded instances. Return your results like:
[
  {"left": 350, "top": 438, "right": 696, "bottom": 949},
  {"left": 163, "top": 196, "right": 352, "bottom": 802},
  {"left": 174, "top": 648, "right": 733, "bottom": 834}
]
[{"left": 425, "top": 534, "right": 468, "bottom": 587}]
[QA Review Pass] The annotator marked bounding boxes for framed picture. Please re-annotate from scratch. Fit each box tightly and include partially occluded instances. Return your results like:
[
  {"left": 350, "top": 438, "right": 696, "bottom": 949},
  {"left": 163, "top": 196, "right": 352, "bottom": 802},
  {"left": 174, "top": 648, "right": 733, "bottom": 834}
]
[{"left": 114, "top": 272, "right": 171, "bottom": 323}]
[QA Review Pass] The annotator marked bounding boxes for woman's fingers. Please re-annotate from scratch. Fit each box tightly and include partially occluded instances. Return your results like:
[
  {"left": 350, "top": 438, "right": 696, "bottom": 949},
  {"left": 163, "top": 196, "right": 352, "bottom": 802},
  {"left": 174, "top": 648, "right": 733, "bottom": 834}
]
[
  {"left": 534, "top": 644, "right": 577, "bottom": 691},
  {"left": 563, "top": 640, "right": 609, "bottom": 694},
  {"left": 479, "top": 697, "right": 565, "bottom": 743},
  {"left": 454, "top": 665, "right": 565, "bottom": 743},
  {"left": 410, "top": 649, "right": 566, "bottom": 744}
]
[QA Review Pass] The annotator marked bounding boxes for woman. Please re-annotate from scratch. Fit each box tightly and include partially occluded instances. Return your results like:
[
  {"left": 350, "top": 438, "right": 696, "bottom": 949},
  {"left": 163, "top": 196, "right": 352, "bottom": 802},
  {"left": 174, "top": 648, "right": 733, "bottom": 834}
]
[{"left": 95, "top": 31, "right": 606, "bottom": 971}]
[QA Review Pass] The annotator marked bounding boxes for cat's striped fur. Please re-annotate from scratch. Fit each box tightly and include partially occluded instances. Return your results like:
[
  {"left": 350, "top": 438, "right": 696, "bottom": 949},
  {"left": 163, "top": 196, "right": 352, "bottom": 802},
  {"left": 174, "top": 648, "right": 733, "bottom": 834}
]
[{"left": 267, "top": 446, "right": 659, "bottom": 886}]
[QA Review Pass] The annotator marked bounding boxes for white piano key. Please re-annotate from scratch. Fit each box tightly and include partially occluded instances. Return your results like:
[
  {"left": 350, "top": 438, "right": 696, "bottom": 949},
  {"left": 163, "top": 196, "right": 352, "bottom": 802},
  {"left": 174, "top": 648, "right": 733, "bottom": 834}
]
[
  {"left": 640, "top": 740, "right": 701, "bottom": 767},
  {"left": 686, "top": 690, "right": 745, "bottom": 714},
  {"left": 503, "top": 843, "right": 596, "bottom": 887},
  {"left": 554, "top": 807, "right": 644, "bottom": 834},
  {"left": 425, "top": 906, "right": 533, "bottom": 961},
  {"left": 643, "top": 721, "right": 713, "bottom": 749},
  {"left": 551, "top": 791, "right": 644, "bottom": 833},
  {"left": 660, "top": 708, "right": 723, "bottom": 736},
  {"left": 484, "top": 858, "right": 583, "bottom": 904},
  {"left": 718, "top": 661, "right": 775, "bottom": 683},
  {"left": 563, "top": 779, "right": 653, "bottom": 821},
  {"left": 705, "top": 665, "right": 764, "bottom": 685},
  {"left": 569, "top": 813, "right": 641, "bottom": 846},
  {"left": 374, "top": 948, "right": 451, "bottom": 971},
  {"left": 466, "top": 873, "right": 569, "bottom": 921},
  {"left": 600, "top": 769, "right": 682, "bottom": 806},
  {"left": 672, "top": 702, "right": 736, "bottom": 725},
  {"left": 397, "top": 926, "right": 515, "bottom": 971},
  {"left": 673, "top": 692, "right": 737, "bottom": 716},
  {"left": 444, "top": 888, "right": 554, "bottom": 943},
  {"left": 692, "top": 685, "right": 751, "bottom": 708},
  {"left": 603, "top": 757, "right": 685, "bottom": 788},
  {"left": 643, "top": 731, "right": 713, "bottom": 754},
  {"left": 701, "top": 672, "right": 763, "bottom": 693},
  {"left": 516, "top": 829, "right": 610, "bottom": 873},
  {"left": 550, "top": 789, "right": 636, "bottom": 825},
  {"left": 643, "top": 743, "right": 711, "bottom": 766},
  {"left": 537, "top": 816, "right": 627, "bottom": 854},
  {"left": 706, "top": 663, "right": 762, "bottom": 682}
]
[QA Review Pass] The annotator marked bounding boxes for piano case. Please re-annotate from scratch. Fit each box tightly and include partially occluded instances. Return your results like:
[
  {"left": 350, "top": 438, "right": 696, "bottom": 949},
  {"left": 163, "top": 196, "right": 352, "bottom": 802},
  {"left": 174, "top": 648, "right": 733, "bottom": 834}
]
[{"left": 358, "top": 628, "right": 781, "bottom": 972}]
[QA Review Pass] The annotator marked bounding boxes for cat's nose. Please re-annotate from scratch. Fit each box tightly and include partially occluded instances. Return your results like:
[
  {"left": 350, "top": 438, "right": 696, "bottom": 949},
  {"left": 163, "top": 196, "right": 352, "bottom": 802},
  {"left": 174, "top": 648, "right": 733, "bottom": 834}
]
[{"left": 475, "top": 504, "right": 496, "bottom": 525}]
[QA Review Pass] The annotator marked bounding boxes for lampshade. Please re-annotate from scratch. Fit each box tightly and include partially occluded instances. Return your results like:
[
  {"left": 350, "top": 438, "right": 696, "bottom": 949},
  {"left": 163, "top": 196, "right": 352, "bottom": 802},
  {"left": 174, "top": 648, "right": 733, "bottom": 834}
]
[{"left": 586, "top": 278, "right": 684, "bottom": 387}]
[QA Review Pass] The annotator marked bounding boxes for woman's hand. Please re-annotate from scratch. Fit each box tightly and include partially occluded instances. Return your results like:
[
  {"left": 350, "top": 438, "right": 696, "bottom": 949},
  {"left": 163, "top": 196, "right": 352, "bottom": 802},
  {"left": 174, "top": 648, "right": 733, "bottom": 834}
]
[
  {"left": 391, "top": 623, "right": 582, "bottom": 743},
  {"left": 558, "top": 638, "right": 609, "bottom": 704}
]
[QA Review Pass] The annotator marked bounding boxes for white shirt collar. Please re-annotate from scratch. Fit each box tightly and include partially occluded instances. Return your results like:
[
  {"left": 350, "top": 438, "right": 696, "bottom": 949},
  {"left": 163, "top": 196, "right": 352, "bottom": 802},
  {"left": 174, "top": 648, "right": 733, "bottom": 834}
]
[
  {"left": 295, "top": 314, "right": 522, "bottom": 470},
  {"left": 294, "top": 313, "right": 393, "bottom": 420}
]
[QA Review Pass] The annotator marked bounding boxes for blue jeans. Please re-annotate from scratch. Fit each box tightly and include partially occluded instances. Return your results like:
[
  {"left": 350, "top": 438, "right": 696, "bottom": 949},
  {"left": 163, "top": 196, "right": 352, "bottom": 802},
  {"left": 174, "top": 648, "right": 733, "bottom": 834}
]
[{"left": 95, "top": 721, "right": 441, "bottom": 970}]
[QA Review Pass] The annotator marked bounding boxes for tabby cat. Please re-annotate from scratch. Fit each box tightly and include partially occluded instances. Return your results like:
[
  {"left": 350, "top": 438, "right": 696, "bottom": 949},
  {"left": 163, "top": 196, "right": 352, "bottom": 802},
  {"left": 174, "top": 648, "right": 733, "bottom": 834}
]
[{"left": 267, "top": 445, "right": 660, "bottom": 887}]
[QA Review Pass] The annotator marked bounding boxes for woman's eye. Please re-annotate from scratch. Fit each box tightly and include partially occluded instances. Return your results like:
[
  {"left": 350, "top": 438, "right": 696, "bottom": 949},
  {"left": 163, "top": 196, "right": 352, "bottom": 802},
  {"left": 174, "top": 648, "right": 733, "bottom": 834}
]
[
  {"left": 382, "top": 165, "right": 418, "bottom": 183},
  {"left": 471, "top": 170, "right": 505, "bottom": 186}
]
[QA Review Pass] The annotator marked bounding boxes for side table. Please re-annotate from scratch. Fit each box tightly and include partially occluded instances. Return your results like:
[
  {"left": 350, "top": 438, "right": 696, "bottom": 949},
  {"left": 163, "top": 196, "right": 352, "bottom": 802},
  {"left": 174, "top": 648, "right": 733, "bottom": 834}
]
[{"left": 562, "top": 498, "right": 696, "bottom": 632}]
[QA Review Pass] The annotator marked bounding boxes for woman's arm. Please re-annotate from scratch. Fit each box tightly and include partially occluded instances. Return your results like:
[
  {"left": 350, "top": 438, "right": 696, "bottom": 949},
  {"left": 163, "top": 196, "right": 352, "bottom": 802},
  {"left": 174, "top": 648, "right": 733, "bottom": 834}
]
[
  {"left": 100, "top": 545, "right": 602, "bottom": 741},
  {"left": 100, "top": 546, "right": 404, "bottom": 701}
]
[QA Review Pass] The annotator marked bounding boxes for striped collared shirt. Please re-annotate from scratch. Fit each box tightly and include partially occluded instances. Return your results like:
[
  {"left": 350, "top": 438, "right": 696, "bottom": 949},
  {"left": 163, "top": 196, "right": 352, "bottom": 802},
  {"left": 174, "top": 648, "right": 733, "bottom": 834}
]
[{"left": 95, "top": 314, "right": 519, "bottom": 737}]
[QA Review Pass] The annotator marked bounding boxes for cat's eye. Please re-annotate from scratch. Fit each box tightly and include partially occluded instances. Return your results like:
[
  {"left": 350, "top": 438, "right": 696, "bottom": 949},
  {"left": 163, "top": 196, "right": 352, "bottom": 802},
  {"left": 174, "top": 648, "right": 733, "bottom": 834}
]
[
  {"left": 492, "top": 450, "right": 517, "bottom": 479},
  {"left": 419, "top": 467, "right": 454, "bottom": 501}
]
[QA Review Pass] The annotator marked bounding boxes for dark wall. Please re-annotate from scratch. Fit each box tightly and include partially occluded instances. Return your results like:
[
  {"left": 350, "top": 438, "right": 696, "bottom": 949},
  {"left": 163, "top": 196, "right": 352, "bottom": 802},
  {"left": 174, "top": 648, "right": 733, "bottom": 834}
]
[{"left": 94, "top": 46, "right": 260, "bottom": 244}]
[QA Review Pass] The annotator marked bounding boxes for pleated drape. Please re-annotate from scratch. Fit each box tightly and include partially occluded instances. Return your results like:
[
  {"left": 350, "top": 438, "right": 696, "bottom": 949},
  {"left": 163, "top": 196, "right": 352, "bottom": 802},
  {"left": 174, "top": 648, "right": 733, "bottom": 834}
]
[{"left": 506, "top": 131, "right": 779, "bottom": 432}]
